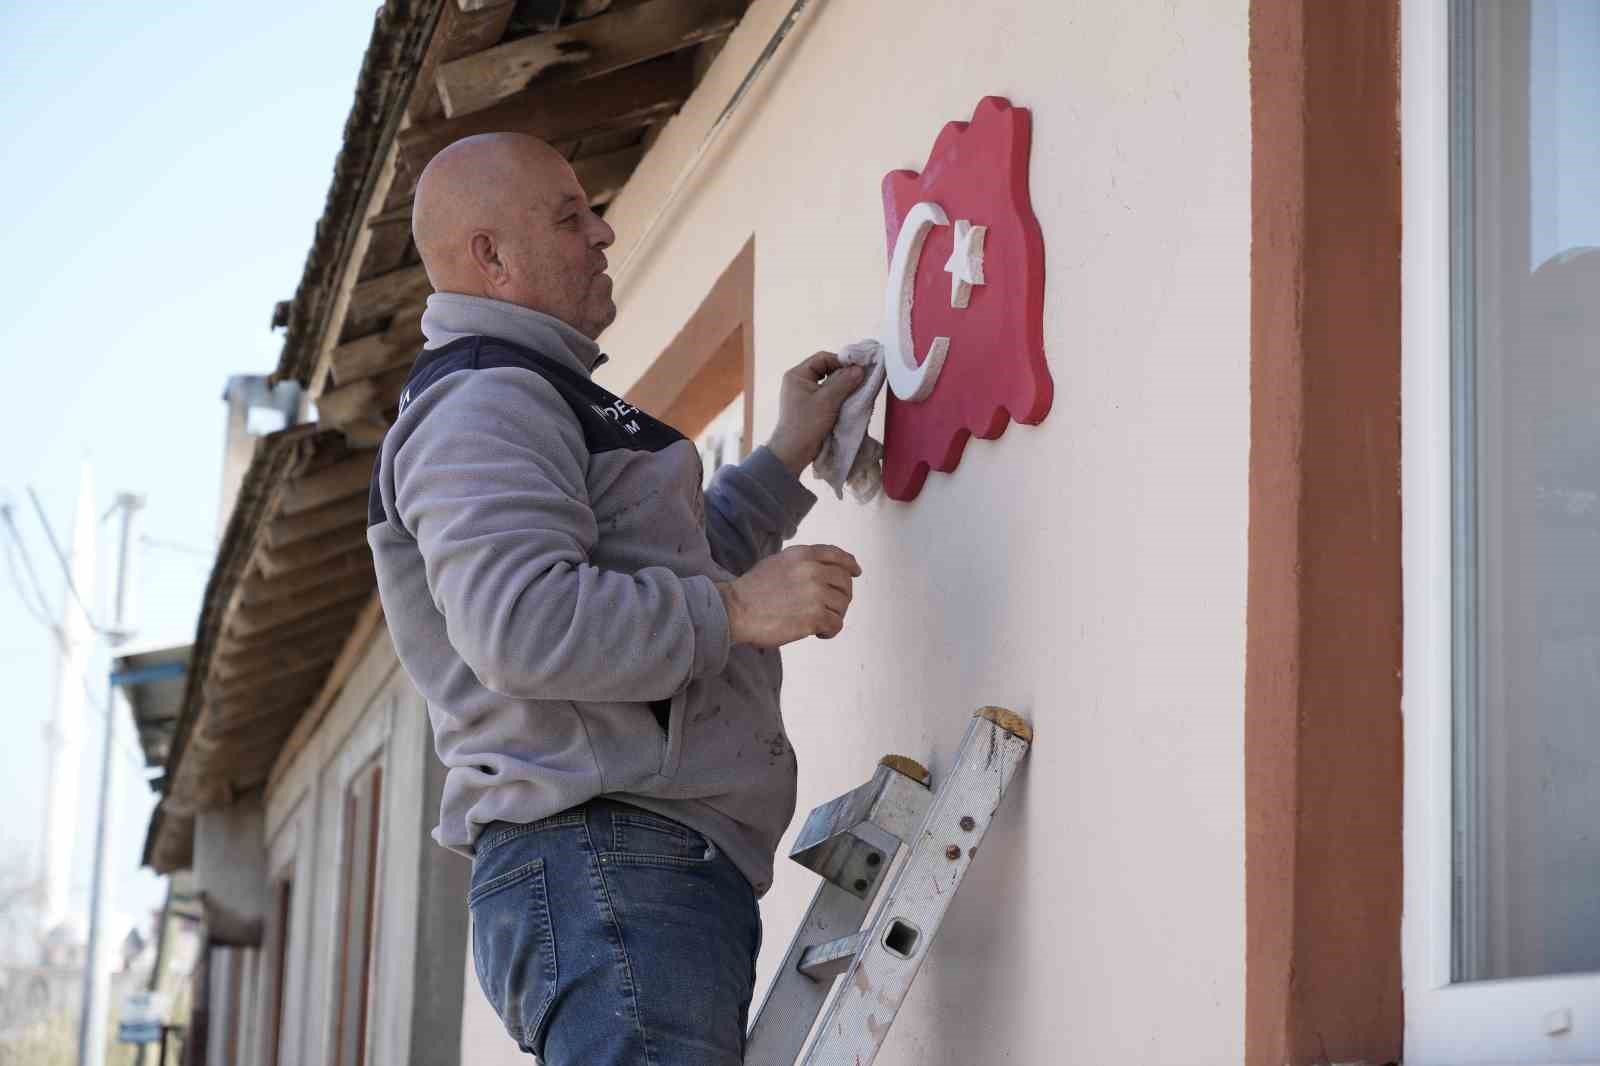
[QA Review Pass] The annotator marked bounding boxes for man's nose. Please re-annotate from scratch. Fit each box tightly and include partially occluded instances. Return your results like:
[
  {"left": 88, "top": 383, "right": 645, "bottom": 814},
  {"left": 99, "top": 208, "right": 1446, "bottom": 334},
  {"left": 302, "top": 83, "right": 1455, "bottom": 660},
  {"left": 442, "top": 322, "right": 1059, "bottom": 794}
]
[{"left": 588, "top": 211, "right": 616, "bottom": 249}]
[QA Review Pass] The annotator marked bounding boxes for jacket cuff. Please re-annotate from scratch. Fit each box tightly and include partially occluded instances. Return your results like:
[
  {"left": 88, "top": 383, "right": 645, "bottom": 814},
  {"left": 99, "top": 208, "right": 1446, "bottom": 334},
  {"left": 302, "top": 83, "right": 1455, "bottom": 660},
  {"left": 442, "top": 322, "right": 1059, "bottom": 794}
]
[
  {"left": 743, "top": 445, "right": 818, "bottom": 538},
  {"left": 684, "top": 574, "right": 733, "bottom": 675}
]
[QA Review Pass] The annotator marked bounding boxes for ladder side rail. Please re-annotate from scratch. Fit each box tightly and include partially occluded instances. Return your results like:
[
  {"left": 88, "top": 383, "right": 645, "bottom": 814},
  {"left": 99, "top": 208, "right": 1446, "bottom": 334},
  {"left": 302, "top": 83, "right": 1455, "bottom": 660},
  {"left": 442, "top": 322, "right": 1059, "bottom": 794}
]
[
  {"left": 746, "top": 762, "right": 934, "bottom": 1066},
  {"left": 799, "top": 710, "right": 1032, "bottom": 1066},
  {"left": 744, "top": 880, "right": 869, "bottom": 1066}
]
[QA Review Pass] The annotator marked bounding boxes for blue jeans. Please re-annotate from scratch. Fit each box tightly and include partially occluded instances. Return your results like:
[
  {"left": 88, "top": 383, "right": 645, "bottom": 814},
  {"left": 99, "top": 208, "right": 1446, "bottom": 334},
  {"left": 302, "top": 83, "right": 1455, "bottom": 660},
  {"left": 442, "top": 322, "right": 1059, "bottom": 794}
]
[{"left": 468, "top": 798, "right": 763, "bottom": 1064}]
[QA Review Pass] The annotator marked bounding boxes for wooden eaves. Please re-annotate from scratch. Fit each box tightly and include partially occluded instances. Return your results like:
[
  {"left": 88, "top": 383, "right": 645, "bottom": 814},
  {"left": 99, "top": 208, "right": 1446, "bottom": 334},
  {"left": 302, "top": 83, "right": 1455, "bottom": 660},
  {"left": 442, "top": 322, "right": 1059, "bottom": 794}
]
[{"left": 145, "top": 0, "right": 752, "bottom": 874}]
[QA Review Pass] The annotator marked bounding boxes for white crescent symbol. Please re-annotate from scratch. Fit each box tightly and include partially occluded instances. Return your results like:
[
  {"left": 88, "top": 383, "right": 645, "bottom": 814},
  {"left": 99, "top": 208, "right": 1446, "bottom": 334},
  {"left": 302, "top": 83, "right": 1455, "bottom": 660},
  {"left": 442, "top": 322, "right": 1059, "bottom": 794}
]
[{"left": 882, "top": 201, "right": 951, "bottom": 402}]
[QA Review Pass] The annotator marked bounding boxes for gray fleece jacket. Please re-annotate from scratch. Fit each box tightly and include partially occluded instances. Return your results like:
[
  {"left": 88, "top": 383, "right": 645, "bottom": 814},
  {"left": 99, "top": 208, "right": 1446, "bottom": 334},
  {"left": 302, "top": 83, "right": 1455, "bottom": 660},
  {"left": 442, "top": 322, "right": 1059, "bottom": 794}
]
[{"left": 367, "top": 293, "right": 816, "bottom": 894}]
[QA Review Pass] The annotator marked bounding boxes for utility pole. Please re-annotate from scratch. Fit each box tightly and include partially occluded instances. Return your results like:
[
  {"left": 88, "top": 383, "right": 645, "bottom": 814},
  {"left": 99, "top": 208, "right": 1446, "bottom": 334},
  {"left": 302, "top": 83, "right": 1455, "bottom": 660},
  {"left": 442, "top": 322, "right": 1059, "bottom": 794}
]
[
  {"left": 37, "top": 463, "right": 96, "bottom": 936},
  {"left": 76, "top": 491, "right": 145, "bottom": 1066}
]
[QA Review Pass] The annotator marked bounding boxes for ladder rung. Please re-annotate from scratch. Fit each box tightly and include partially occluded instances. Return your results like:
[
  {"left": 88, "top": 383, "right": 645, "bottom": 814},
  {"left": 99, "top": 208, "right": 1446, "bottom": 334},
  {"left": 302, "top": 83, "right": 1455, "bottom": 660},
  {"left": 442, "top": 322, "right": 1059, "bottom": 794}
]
[
  {"left": 789, "top": 760, "right": 932, "bottom": 897},
  {"left": 796, "top": 932, "right": 867, "bottom": 982}
]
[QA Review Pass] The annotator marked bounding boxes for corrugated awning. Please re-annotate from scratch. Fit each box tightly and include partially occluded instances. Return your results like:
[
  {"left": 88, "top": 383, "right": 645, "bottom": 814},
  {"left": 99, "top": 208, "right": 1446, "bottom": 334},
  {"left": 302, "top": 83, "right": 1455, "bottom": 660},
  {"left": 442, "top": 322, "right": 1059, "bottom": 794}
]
[{"left": 112, "top": 643, "right": 192, "bottom": 776}]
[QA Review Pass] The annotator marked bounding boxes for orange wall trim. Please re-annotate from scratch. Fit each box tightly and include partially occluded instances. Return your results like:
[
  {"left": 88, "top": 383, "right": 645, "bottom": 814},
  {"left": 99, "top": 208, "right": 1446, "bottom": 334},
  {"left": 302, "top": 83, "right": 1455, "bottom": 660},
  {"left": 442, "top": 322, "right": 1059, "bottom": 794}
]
[{"left": 1246, "top": 2, "right": 1404, "bottom": 1063}]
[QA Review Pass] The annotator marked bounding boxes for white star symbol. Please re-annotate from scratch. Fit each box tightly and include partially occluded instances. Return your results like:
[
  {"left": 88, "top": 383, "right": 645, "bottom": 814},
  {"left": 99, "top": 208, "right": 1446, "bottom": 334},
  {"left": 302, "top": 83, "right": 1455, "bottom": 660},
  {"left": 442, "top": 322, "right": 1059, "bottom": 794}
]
[{"left": 943, "top": 219, "right": 987, "bottom": 309}]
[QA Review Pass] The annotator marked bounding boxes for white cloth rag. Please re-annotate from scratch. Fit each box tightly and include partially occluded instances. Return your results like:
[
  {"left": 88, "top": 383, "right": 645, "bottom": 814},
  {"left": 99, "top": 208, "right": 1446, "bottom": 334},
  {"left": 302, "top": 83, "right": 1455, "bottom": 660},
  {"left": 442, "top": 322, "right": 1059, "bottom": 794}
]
[{"left": 812, "top": 339, "right": 886, "bottom": 503}]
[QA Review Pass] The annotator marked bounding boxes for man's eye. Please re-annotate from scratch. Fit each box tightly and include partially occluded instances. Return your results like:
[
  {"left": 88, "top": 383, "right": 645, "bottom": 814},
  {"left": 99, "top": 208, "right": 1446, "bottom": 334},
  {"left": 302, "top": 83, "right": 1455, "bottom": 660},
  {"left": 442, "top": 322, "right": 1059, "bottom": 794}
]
[{"left": 559, "top": 215, "right": 579, "bottom": 227}]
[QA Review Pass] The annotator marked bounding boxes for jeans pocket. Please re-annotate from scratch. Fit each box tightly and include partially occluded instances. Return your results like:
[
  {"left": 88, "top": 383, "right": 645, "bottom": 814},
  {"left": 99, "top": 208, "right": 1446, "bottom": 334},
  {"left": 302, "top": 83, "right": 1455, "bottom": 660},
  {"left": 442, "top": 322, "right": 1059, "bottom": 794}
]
[
  {"left": 659, "top": 690, "right": 687, "bottom": 778},
  {"left": 468, "top": 858, "right": 558, "bottom": 1052},
  {"left": 606, "top": 809, "right": 717, "bottom": 866}
]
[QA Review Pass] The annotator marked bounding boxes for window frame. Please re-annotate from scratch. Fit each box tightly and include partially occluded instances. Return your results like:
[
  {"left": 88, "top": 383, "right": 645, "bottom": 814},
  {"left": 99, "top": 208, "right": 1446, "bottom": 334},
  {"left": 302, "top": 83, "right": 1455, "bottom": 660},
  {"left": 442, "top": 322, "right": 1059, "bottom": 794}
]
[
  {"left": 262, "top": 876, "right": 293, "bottom": 1066},
  {"left": 331, "top": 757, "right": 384, "bottom": 1066},
  {"left": 1401, "top": 0, "right": 1600, "bottom": 1060},
  {"left": 264, "top": 801, "right": 307, "bottom": 1066}
]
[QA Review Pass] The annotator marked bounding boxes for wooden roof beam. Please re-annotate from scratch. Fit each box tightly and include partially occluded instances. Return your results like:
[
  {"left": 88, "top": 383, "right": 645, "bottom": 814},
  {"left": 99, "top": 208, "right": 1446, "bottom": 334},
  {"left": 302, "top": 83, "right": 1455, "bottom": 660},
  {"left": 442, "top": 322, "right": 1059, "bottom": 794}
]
[
  {"left": 435, "top": 0, "right": 743, "bottom": 120},
  {"left": 253, "top": 533, "right": 372, "bottom": 586},
  {"left": 330, "top": 315, "right": 426, "bottom": 387},
  {"left": 193, "top": 715, "right": 303, "bottom": 769},
  {"left": 207, "top": 661, "right": 331, "bottom": 708},
  {"left": 263, "top": 493, "right": 370, "bottom": 550},
  {"left": 210, "top": 625, "right": 353, "bottom": 684},
  {"left": 278, "top": 452, "right": 376, "bottom": 517},
  {"left": 397, "top": 54, "right": 693, "bottom": 184},
  {"left": 317, "top": 366, "right": 409, "bottom": 431},
  {"left": 226, "top": 575, "right": 375, "bottom": 642},
  {"left": 269, "top": 596, "right": 386, "bottom": 792},
  {"left": 409, "top": 0, "right": 517, "bottom": 125},
  {"left": 202, "top": 684, "right": 329, "bottom": 734},
  {"left": 340, "top": 416, "right": 394, "bottom": 449},
  {"left": 347, "top": 264, "right": 434, "bottom": 324},
  {"left": 245, "top": 544, "right": 373, "bottom": 596},
  {"left": 214, "top": 600, "right": 372, "bottom": 661}
]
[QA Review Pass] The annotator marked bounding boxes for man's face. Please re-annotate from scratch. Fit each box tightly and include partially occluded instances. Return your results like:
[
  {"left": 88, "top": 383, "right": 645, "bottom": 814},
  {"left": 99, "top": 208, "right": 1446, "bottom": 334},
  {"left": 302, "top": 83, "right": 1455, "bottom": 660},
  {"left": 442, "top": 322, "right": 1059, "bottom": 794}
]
[{"left": 499, "top": 158, "right": 617, "bottom": 339}]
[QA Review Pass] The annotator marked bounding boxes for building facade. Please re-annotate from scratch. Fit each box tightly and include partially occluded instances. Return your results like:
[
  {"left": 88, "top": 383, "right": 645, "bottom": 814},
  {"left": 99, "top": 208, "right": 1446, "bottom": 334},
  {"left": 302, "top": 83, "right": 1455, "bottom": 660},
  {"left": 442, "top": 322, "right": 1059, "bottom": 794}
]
[{"left": 140, "top": 1, "right": 1600, "bottom": 1064}]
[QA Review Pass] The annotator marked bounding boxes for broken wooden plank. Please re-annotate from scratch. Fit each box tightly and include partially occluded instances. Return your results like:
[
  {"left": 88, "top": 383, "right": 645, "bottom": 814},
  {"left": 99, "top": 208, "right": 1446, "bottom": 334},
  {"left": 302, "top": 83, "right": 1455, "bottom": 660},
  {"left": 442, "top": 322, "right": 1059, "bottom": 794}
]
[
  {"left": 277, "top": 453, "right": 375, "bottom": 517},
  {"left": 398, "top": 54, "right": 692, "bottom": 181},
  {"left": 347, "top": 264, "right": 433, "bottom": 322},
  {"left": 436, "top": 0, "right": 742, "bottom": 119},
  {"left": 409, "top": 0, "right": 517, "bottom": 125}
]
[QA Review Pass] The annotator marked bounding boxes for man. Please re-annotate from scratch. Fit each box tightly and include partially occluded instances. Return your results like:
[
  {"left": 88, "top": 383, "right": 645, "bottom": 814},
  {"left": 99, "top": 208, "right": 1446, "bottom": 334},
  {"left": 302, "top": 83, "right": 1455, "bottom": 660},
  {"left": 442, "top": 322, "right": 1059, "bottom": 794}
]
[{"left": 367, "top": 132, "right": 866, "bottom": 1064}]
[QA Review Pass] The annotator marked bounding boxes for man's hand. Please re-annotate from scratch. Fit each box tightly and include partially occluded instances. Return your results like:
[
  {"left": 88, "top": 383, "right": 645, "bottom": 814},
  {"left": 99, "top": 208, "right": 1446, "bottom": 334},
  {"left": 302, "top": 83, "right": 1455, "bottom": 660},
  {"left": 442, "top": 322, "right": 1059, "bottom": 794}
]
[
  {"left": 766, "top": 352, "right": 867, "bottom": 476},
  {"left": 717, "top": 545, "right": 861, "bottom": 647}
]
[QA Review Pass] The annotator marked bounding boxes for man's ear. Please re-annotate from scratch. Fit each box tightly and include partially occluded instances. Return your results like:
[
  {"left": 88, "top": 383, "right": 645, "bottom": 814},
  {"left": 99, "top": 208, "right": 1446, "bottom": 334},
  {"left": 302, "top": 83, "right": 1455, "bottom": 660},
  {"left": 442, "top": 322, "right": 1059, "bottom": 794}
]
[{"left": 468, "top": 231, "right": 507, "bottom": 289}]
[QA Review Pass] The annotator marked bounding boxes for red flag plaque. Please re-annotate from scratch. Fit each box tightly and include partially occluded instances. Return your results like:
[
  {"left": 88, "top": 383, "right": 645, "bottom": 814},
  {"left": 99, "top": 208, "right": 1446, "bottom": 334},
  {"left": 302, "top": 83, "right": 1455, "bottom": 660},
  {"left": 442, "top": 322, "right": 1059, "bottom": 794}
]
[{"left": 879, "top": 96, "right": 1052, "bottom": 502}]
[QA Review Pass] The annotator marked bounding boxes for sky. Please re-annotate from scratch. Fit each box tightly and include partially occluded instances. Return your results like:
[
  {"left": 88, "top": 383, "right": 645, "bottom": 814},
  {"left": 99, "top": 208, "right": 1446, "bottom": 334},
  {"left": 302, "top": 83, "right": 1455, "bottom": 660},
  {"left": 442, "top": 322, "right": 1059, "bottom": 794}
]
[{"left": 0, "top": 2, "right": 379, "bottom": 957}]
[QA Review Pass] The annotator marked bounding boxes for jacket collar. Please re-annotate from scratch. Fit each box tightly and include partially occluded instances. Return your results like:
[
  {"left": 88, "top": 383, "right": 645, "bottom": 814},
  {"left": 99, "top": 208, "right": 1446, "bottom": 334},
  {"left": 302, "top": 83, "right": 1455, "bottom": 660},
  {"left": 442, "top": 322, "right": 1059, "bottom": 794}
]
[{"left": 419, "top": 292, "right": 607, "bottom": 377}]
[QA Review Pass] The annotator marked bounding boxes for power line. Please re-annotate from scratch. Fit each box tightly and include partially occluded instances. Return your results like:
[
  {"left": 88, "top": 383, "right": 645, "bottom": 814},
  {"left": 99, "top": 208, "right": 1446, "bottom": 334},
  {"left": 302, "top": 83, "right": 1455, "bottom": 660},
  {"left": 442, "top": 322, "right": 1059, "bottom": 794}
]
[
  {"left": 3, "top": 526, "right": 56, "bottom": 629},
  {"left": 4, "top": 543, "right": 56, "bottom": 628},
  {"left": 0, "top": 505, "right": 58, "bottom": 627},
  {"left": 139, "top": 535, "right": 213, "bottom": 561},
  {"left": 3, "top": 507, "right": 146, "bottom": 773},
  {"left": 37, "top": 623, "right": 149, "bottom": 774},
  {"left": 26, "top": 486, "right": 113, "bottom": 638}
]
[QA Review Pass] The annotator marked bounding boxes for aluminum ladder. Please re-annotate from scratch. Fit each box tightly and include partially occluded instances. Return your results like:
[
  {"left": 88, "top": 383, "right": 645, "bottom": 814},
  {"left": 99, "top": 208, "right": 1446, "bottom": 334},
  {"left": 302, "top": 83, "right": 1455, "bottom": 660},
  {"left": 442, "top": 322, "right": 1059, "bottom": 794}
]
[{"left": 745, "top": 706, "right": 1034, "bottom": 1065}]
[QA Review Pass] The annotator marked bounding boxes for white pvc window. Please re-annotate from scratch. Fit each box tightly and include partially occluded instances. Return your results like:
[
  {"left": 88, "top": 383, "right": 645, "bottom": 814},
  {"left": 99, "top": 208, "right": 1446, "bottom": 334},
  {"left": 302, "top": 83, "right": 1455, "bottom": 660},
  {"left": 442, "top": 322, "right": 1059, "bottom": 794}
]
[
  {"left": 697, "top": 395, "right": 748, "bottom": 489},
  {"left": 1404, "top": 0, "right": 1600, "bottom": 1061}
]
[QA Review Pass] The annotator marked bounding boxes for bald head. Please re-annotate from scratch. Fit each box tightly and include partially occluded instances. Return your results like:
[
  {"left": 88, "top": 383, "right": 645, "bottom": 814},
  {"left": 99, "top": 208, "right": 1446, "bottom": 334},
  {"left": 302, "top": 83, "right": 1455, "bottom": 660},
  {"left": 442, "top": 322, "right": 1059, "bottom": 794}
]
[{"left": 413, "top": 133, "right": 617, "bottom": 338}]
